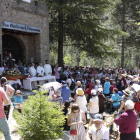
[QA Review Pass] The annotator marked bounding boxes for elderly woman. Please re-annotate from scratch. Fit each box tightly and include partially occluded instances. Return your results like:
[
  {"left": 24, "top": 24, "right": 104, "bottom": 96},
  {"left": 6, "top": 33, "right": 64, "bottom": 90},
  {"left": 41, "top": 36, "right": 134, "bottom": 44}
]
[
  {"left": 75, "top": 88, "right": 87, "bottom": 113},
  {"left": 52, "top": 89, "right": 63, "bottom": 108},
  {"left": 14, "top": 90, "right": 24, "bottom": 114},
  {"left": 89, "top": 89, "right": 99, "bottom": 118},
  {"left": 67, "top": 104, "right": 86, "bottom": 140},
  {"left": 118, "top": 88, "right": 131, "bottom": 113}
]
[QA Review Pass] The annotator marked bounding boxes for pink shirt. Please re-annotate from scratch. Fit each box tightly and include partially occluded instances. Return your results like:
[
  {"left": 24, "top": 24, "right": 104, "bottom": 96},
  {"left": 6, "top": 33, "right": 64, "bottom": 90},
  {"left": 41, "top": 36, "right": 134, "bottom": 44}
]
[{"left": 0, "top": 87, "right": 6, "bottom": 119}]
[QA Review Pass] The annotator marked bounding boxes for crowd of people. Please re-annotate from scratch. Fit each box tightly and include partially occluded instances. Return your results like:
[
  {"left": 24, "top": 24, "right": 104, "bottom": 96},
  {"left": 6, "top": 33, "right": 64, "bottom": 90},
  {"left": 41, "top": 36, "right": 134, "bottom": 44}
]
[{"left": 0, "top": 62, "right": 140, "bottom": 140}]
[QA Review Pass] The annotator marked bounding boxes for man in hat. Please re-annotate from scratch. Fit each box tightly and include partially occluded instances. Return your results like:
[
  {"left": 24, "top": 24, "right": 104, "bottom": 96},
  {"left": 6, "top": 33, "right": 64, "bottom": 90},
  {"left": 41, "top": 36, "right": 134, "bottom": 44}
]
[
  {"left": 86, "top": 114, "right": 109, "bottom": 140},
  {"left": 114, "top": 100, "right": 137, "bottom": 140},
  {"left": 60, "top": 81, "right": 70, "bottom": 104},
  {"left": 0, "top": 87, "right": 12, "bottom": 140},
  {"left": 44, "top": 60, "right": 52, "bottom": 76}
]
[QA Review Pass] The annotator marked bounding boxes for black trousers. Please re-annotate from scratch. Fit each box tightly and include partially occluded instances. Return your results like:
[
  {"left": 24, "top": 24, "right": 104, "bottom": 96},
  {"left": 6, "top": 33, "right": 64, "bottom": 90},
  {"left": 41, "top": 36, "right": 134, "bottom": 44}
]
[{"left": 120, "top": 132, "right": 136, "bottom": 140}]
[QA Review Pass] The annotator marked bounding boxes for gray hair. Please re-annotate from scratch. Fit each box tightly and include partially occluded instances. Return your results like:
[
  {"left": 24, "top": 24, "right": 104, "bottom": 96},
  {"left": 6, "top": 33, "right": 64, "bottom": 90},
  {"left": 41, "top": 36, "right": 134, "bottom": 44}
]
[
  {"left": 55, "top": 90, "right": 61, "bottom": 96},
  {"left": 125, "top": 100, "right": 134, "bottom": 110}
]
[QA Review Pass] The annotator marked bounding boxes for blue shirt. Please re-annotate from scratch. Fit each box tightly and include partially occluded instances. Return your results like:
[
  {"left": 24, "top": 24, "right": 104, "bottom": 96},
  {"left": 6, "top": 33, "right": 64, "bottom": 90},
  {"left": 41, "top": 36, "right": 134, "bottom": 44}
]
[
  {"left": 103, "top": 81, "right": 110, "bottom": 94},
  {"left": 60, "top": 86, "right": 70, "bottom": 103},
  {"left": 14, "top": 95, "right": 24, "bottom": 105},
  {"left": 111, "top": 93, "right": 120, "bottom": 107}
]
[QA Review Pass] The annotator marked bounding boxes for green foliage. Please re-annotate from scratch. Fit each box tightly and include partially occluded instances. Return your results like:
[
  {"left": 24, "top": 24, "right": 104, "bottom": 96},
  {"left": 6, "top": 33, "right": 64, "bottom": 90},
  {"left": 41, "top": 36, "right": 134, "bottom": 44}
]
[
  {"left": 64, "top": 54, "right": 71, "bottom": 66},
  {"left": 13, "top": 90, "right": 65, "bottom": 140}
]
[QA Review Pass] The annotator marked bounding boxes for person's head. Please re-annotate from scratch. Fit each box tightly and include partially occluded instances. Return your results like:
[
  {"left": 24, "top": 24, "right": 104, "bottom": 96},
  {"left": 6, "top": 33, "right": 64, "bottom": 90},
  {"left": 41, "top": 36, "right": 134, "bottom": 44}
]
[
  {"left": 31, "top": 63, "right": 34, "bottom": 67},
  {"left": 98, "top": 88, "right": 103, "bottom": 95},
  {"left": 76, "top": 88, "right": 84, "bottom": 96},
  {"left": 113, "top": 88, "right": 118, "bottom": 94},
  {"left": 1, "top": 77, "right": 7, "bottom": 86},
  {"left": 39, "top": 63, "right": 42, "bottom": 67},
  {"left": 131, "top": 92, "right": 137, "bottom": 98},
  {"left": 105, "top": 77, "right": 109, "bottom": 81},
  {"left": 8, "top": 52, "right": 11, "bottom": 57},
  {"left": 71, "top": 104, "right": 80, "bottom": 113},
  {"left": 76, "top": 81, "right": 81, "bottom": 87},
  {"left": 125, "top": 100, "right": 134, "bottom": 111},
  {"left": 64, "top": 100, "right": 70, "bottom": 109},
  {"left": 91, "top": 89, "right": 97, "bottom": 97},
  {"left": 93, "top": 114, "right": 103, "bottom": 130},
  {"left": 45, "top": 60, "right": 49, "bottom": 64},
  {"left": 61, "top": 81, "right": 66, "bottom": 87},
  {"left": 95, "top": 80, "right": 100, "bottom": 85},
  {"left": 134, "top": 78, "right": 138, "bottom": 83},
  {"left": 123, "top": 88, "right": 130, "bottom": 97},
  {"left": 16, "top": 90, "right": 22, "bottom": 97},
  {"left": 55, "top": 89, "right": 61, "bottom": 96}
]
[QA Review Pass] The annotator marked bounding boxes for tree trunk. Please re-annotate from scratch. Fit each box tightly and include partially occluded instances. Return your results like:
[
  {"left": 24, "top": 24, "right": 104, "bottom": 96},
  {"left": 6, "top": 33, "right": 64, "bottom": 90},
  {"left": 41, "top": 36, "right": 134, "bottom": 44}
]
[
  {"left": 121, "top": 0, "right": 125, "bottom": 68},
  {"left": 58, "top": 0, "right": 64, "bottom": 67}
]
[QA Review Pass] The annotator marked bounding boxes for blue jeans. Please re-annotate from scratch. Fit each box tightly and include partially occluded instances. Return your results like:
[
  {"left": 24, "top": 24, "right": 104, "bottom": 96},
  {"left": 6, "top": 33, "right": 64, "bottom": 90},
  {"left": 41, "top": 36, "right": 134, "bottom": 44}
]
[{"left": 0, "top": 117, "right": 12, "bottom": 140}]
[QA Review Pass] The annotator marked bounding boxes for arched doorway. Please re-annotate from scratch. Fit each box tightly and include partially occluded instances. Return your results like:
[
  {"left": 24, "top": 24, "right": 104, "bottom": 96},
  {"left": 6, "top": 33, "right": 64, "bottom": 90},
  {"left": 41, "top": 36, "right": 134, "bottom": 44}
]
[{"left": 2, "top": 34, "right": 24, "bottom": 64}]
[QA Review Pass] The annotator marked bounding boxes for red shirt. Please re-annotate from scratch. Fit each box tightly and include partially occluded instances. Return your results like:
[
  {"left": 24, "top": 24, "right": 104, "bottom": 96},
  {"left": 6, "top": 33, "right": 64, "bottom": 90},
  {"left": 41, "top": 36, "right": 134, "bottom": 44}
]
[
  {"left": 85, "top": 82, "right": 93, "bottom": 95},
  {"left": 0, "top": 87, "right": 6, "bottom": 119},
  {"left": 114, "top": 110, "right": 137, "bottom": 134}
]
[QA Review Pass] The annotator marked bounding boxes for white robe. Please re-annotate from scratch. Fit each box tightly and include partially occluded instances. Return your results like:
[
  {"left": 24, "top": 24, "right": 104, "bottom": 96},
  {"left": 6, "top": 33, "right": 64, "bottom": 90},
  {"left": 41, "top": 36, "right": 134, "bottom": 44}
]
[
  {"left": 44, "top": 64, "right": 52, "bottom": 76},
  {"left": 29, "top": 66, "right": 36, "bottom": 77},
  {"left": 37, "top": 66, "right": 44, "bottom": 76}
]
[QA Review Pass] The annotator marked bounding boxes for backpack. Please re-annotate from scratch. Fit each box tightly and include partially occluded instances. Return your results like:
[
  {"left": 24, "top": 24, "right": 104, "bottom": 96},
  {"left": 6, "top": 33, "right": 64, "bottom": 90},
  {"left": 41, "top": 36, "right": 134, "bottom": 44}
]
[{"left": 70, "top": 79, "right": 75, "bottom": 91}]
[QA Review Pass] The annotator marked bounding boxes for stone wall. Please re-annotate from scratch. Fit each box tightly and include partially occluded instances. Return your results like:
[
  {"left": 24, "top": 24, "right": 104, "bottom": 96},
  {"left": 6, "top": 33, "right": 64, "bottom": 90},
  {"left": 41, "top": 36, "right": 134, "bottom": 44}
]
[{"left": 0, "top": 0, "right": 49, "bottom": 64}]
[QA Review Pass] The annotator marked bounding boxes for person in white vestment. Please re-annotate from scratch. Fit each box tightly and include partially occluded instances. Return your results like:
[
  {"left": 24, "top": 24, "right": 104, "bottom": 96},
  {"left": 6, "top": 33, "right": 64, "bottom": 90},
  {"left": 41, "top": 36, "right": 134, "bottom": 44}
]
[
  {"left": 44, "top": 60, "right": 52, "bottom": 76},
  {"left": 37, "top": 63, "right": 44, "bottom": 76},
  {"left": 29, "top": 63, "right": 37, "bottom": 89}
]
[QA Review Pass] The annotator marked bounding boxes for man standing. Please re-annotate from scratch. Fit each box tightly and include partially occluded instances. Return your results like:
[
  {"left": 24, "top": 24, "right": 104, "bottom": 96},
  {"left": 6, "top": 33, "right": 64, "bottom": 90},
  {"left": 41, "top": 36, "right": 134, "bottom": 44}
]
[
  {"left": 0, "top": 87, "right": 12, "bottom": 140},
  {"left": 60, "top": 81, "right": 70, "bottom": 104},
  {"left": 114, "top": 100, "right": 137, "bottom": 140},
  {"left": 86, "top": 114, "right": 109, "bottom": 140},
  {"left": 37, "top": 63, "right": 45, "bottom": 76},
  {"left": 44, "top": 60, "right": 52, "bottom": 76}
]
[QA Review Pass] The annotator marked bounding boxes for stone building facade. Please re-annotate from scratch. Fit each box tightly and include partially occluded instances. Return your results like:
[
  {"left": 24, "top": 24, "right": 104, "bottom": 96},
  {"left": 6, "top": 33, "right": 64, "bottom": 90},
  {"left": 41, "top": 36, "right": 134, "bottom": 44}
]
[{"left": 0, "top": 0, "right": 49, "bottom": 64}]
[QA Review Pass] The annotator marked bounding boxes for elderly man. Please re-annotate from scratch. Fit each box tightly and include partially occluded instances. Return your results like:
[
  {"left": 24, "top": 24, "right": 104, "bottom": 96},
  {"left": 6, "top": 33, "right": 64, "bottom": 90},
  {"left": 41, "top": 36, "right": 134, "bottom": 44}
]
[
  {"left": 114, "top": 100, "right": 137, "bottom": 140},
  {"left": 86, "top": 114, "right": 109, "bottom": 140},
  {"left": 44, "top": 60, "right": 52, "bottom": 76}
]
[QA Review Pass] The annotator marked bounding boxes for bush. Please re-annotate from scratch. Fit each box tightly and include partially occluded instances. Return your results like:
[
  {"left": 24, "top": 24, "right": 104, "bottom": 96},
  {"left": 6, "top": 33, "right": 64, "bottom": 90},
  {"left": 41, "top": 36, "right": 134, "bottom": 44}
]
[{"left": 14, "top": 90, "right": 65, "bottom": 140}]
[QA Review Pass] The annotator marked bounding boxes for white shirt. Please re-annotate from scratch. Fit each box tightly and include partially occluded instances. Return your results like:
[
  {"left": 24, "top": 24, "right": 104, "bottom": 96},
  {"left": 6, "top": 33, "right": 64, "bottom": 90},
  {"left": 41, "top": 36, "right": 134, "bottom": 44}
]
[
  {"left": 37, "top": 66, "right": 44, "bottom": 76},
  {"left": 75, "top": 95, "right": 87, "bottom": 112},
  {"left": 88, "top": 124, "right": 109, "bottom": 140},
  {"left": 89, "top": 96, "right": 99, "bottom": 113},
  {"left": 66, "top": 78, "right": 74, "bottom": 87},
  {"left": 44, "top": 64, "right": 52, "bottom": 76},
  {"left": 29, "top": 66, "right": 36, "bottom": 77}
]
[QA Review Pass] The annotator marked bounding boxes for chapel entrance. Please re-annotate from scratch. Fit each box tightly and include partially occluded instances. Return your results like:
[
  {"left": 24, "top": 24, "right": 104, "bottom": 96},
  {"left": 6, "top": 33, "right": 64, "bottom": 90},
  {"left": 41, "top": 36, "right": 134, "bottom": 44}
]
[{"left": 2, "top": 34, "right": 24, "bottom": 64}]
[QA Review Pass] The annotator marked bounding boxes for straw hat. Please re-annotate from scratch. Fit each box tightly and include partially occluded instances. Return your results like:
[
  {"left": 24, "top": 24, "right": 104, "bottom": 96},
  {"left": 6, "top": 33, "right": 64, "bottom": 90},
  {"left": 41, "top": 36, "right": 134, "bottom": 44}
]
[
  {"left": 121, "top": 74, "right": 127, "bottom": 77},
  {"left": 122, "top": 88, "right": 130, "bottom": 96},
  {"left": 16, "top": 90, "right": 22, "bottom": 94},
  {"left": 76, "top": 88, "right": 84, "bottom": 96},
  {"left": 134, "top": 78, "right": 138, "bottom": 82}
]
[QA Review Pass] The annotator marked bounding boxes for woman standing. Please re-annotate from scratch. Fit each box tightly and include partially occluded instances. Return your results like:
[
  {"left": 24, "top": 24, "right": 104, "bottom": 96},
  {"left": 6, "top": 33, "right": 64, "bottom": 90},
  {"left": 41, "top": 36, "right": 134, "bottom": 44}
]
[
  {"left": 67, "top": 104, "right": 86, "bottom": 140},
  {"left": 1, "top": 77, "right": 15, "bottom": 120},
  {"left": 54, "top": 64, "right": 61, "bottom": 82}
]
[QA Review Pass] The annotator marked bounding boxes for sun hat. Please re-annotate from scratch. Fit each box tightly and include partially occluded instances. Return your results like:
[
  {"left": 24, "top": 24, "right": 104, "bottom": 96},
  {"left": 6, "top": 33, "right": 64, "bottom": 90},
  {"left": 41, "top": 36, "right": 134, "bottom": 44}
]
[
  {"left": 121, "top": 74, "right": 127, "bottom": 77},
  {"left": 91, "top": 89, "right": 96, "bottom": 95},
  {"left": 16, "top": 90, "right": 22, "bottom": 94},
  {"left": 76, "top": 88, "right": 84, "bottom": 96},
  {"left": 122, "top": 88, "right": 130, "bottom": 96},
  {"left": 94, "top": 114, "right": 103, "bottom": 122}
]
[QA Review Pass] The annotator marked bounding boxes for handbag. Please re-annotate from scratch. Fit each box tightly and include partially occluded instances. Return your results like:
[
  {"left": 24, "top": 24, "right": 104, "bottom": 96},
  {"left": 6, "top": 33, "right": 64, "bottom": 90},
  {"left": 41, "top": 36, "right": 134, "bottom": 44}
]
[{"left": 70, "top": 130, "right": 77, "bottom": 135}]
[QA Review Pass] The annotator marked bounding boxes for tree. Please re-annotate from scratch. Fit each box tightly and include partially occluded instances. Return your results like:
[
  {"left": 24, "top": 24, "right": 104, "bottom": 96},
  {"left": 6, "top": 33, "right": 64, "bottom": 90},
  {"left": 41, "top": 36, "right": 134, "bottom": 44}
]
[
  {"left": 13, "top": 90, "right": 65, "bottom": 140},
  {"left": 46, "top": 0, "right": 117, "bottom": 66}
]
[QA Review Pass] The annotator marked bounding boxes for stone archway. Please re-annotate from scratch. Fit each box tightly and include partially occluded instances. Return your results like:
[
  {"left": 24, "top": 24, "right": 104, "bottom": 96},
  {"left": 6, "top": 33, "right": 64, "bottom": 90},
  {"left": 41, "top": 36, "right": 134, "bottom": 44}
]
[{"left": 2, "top": 34, "right": 26, "bottom": 64}]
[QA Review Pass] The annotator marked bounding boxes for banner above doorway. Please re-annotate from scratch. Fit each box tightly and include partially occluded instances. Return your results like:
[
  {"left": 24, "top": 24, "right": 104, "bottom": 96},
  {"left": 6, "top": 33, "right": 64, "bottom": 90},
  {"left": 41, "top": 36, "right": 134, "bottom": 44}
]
[{"left": 2, "top": 22, "right": 40, "bottom": 34}]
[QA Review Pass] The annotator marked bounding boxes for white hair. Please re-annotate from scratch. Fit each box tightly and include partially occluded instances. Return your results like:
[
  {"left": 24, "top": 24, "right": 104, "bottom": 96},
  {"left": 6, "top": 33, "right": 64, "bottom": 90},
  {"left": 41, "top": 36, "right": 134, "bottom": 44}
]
[
  {"left": 55, "top": 90, "right": 61, "bottom": 96},
  {"left": 77, "top": 81, "right": 81, "bottom": 85},
  {"left": 96, "top": 80, "right": 100, "bottom": 84},
  {"left": 125, "top": 100, "right": 134, "bottom": 110}
]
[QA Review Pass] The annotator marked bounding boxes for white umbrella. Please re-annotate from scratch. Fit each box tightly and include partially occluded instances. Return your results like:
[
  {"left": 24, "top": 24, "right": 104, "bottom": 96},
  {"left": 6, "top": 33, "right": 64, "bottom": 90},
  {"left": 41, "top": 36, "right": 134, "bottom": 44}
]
[
  {"left": 41, "top": 82, "right": 62, "bottom": 91},
  {"left": 132, "top": 84, "right": 140, "bottom": 92}
]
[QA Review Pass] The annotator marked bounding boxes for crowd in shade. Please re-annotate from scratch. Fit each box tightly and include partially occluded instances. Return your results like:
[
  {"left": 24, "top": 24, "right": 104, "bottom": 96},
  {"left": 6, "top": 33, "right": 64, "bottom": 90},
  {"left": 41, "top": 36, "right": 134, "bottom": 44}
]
[{"left": 0, "top": 62, "right": 140, "bottom": 140}]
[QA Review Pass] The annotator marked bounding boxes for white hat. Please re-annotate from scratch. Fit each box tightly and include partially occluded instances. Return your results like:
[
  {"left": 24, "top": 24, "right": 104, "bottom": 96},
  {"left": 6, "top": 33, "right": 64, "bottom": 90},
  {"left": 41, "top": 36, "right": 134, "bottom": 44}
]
[
  {"left": 125, "top": 100, "right": 134, "bottom": 110},
  {"left": 98, "top": 88, "right": 103, "bottom": 93},
  {"left": 95, "top": 80, "right": 100, "bottom": 84},
  {"left": 91, "top": 89, "right": 96, "bottom": 95}
]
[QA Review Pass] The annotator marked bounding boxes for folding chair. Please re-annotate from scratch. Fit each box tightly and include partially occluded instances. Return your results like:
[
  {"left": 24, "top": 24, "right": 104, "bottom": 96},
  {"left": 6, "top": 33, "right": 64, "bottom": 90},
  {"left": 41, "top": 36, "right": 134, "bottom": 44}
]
[{"left": 85, "top": 118, "right": 94, "bottom": 134}]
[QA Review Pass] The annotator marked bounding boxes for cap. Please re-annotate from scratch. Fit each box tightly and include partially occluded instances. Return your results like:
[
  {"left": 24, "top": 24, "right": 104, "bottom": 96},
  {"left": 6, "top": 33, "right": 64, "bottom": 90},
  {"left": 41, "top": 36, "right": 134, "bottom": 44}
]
[
  {"left": 94, "top": 114, "right": 103, "bottom": 122},
  {"left": 98, "top": 88, "right": 103, "bottom": 93},
  {"left": 61, "top": 81, "right": 66, "bottom": 85},
  {"left": 91, "top": 89, "right": 96, "bottom": 95}
]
